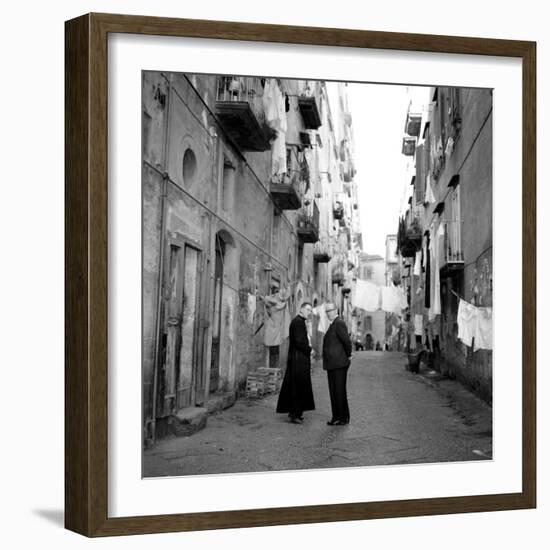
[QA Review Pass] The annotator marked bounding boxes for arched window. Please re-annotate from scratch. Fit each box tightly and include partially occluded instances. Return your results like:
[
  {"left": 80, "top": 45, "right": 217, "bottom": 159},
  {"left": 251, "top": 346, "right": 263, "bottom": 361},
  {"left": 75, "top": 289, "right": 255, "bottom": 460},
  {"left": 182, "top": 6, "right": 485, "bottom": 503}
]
[{"left": 182, "top": 148, "right": 197, "bottom": 186}]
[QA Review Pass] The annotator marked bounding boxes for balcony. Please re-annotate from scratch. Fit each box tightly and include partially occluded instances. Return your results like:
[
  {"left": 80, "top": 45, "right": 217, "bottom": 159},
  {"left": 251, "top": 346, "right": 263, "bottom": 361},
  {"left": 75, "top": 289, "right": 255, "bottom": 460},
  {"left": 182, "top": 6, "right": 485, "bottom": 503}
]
[
  {"left": 299, "top": 131, "right": 313, "bottom": 148},
  {"left": 441, "top": 220, "right": 464, "bottom": 274},
  {"left": 297, "top": 200, "right": 320, "bottom": 243},
  {"left": 298, "top": 96, "right": 322, "bottom": 129},
  {"left": 405, "top": 112, "right": 422, "bottom": 137},
  {"left": 270, "top": 176, "right": 302, "bottom": 210},
  {"left": 397, "top": 215, "right": 422, "bottom": 257},
  {"left": 333, "top": 198, "right": 344, "bottom": 220},
  {"left": 313, "top": 239, "right": 332, "bottom": 263},
  {"left": 215, "top": 76, "right": 273, "bottom": 152},
  {"left": 402, "top": 137, "right": 417, "bottom": 156},
  {"left": 332, "top": 270, "right": 345, "bottom": 286}
]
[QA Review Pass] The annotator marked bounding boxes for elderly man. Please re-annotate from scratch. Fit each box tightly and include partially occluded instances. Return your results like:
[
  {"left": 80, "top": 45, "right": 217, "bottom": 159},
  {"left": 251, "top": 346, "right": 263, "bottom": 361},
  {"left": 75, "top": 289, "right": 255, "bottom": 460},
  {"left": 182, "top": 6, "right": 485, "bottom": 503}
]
[
  {"left": 322, "top": 303, "right": 352, "bottom": 426},
  {"left": 276, "top": 302, "right": 315, "bottom": 424}
]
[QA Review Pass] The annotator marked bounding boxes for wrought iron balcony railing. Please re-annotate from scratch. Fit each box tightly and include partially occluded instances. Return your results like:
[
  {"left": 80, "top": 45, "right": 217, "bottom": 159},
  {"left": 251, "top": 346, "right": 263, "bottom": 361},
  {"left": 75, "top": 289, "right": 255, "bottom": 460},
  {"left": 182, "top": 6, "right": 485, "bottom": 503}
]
[
  {"left": 443, "top": 219, "right": 464, "bottom": 268},
  {"left": 297, "top": 200, "right": 320, "bottom": 243},
  {"left": 215, "top": 76, "right": 273, "bottom": 152}
]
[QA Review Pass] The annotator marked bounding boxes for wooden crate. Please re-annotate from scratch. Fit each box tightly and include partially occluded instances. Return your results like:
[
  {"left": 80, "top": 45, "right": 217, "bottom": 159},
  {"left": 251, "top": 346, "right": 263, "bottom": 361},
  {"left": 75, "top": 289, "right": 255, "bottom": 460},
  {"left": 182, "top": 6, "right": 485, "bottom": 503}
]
[
  {"left": 245, "top": 371, "right": 270, "bottom": 398},
  {"left": 257, "top": 367, "right": 282, "bottom": 393}
]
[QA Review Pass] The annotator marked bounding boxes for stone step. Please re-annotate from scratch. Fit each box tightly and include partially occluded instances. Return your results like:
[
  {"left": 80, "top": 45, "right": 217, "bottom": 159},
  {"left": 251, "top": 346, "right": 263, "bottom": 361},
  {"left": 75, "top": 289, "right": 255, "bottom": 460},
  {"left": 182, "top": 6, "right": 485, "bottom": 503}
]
[
  {"left": 169, "top": 406, "right": 208, "bottom": 437},
  {"left": 207, "top": 391, "right": 237, "bottom": 414}
]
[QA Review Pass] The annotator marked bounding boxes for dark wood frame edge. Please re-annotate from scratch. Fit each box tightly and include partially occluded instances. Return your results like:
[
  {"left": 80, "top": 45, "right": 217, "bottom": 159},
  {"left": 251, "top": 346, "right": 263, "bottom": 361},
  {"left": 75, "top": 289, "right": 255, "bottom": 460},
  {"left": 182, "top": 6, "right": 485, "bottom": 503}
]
[{"left": 65, "top": 12, "right": 537, "bottom": 538}]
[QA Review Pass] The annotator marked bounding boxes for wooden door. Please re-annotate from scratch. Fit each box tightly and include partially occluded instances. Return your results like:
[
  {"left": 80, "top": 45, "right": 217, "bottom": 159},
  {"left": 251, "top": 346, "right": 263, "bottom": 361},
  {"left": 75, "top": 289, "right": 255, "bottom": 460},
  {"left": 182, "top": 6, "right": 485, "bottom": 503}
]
[
  {"left": 177, "top": 244, "right": 201, "bottom": 408},
  {"left": 158, "top": 239, "right": 202, "bottom": 417},
  {"left": 158, "top": 243, "right": 184, "bottom": 417}
]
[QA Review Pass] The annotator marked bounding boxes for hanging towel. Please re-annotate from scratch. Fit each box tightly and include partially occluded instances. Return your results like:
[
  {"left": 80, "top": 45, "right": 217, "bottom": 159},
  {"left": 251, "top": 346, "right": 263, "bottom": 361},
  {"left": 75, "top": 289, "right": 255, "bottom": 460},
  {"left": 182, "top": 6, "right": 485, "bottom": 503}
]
[
  {"left": 414, "top": 314, "right": 423, "bottom": 336},
  {"left": 413, "top": 250, "right": 422, "bottom": 276},
  {"left": 247, "top": 293, "right": 256, "bottom": 324},
  {"left": 381, "top": 286, "right": 403, "bottom": 315},
  {"left": 457, "top": 298, "right": 477, "bottom": 347},
  {"left": 313, "top": 303, "right": 330, "bottom": 334},
  {"left": 429, "top": 224, "right": 445, "bottom": 320},
  {"left": 263, "top": 79, "right": 288, "bottom": 177},
  {"left": 400, "top": 286, "right": 408, "bottom": 310},
  {"left": 425, "top": 232, "right": 431, "bottom": 309},
  {"left": 474, "top": 307, "right": 493, "bottom": 351},
  {"left": 263, "top": 294, "right": 288, "bottom": 346},
  {"left": 271, "top": 130, "right": 287, "bottom": 176},
  {"left": 425, "top": 173, "right": 436, "bottom": 204},
  {"left": 422, "top": 236, "right": 427, "bottom": 269},
  {"left": 354, "top": 280, "right": 380, "bottom": 312}
]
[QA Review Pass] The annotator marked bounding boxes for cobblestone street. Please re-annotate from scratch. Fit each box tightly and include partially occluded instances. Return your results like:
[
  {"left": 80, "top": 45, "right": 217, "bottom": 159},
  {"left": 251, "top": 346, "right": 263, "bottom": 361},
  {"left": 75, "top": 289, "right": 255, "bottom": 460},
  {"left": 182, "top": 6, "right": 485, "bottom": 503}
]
[{"left": 143, "top": 351, "right": 492, "bottom": 477}]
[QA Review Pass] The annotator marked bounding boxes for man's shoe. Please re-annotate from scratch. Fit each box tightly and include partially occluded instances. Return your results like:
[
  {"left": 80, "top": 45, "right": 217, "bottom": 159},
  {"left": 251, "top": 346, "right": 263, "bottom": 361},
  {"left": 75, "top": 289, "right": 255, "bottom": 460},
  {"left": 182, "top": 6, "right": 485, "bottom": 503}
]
[
  {"left": 327, "top": 419, "right": 338, "bottom": 426},
  {"left": 289, "top": 416, "right": 303, "bottom": 424}
]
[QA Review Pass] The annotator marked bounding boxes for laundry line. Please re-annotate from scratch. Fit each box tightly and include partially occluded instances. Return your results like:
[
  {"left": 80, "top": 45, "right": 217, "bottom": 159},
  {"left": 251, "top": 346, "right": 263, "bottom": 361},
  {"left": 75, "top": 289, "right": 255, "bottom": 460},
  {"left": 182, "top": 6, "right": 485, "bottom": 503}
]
[
  {"left": 451, "top": 290, "right": 493, "bottom": 351},
  {"left": 353, "top": 279, "right": 406, "bottom": 316}
]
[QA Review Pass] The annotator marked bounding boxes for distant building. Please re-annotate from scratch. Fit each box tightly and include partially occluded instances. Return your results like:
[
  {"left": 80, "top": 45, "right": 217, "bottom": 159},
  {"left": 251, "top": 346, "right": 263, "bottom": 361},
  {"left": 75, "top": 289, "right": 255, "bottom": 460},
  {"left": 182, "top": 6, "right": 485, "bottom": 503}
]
[
  {"left": 356, "top": 253, "right": 386, "bottom": 350},
  {"left": 385, "top": 234, "right": 399, "bottom": 286}
]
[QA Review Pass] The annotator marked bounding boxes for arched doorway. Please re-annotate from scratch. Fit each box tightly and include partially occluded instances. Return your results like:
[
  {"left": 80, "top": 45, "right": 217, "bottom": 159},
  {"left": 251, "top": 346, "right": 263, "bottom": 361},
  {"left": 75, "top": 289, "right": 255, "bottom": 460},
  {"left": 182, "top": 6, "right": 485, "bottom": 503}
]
[{"left": 210, "top": 229, "right": 238, "bottom": 393}]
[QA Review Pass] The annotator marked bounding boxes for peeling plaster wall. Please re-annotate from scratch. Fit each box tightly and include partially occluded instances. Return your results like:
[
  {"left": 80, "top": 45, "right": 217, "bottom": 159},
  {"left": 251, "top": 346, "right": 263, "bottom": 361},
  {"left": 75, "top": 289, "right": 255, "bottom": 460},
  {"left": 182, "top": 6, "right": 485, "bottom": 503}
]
[
  {"left": 436, "top": 89, "right": 493, "bottom": 403},
  {"left": 142, "top": 72, "right": 336, "bottom": 423}
]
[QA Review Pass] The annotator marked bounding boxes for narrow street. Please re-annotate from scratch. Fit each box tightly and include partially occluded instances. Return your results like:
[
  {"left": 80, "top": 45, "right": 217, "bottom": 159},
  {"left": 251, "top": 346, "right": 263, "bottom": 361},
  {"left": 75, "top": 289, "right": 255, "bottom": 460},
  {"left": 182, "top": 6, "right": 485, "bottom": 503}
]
[{"left": 143, "top": 352, "right": 492, "bottom": 477}]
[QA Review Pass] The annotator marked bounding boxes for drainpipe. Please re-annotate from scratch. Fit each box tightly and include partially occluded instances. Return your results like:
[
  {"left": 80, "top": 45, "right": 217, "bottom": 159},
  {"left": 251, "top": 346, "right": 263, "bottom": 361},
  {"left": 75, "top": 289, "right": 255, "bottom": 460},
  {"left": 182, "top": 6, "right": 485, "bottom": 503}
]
[{"left": 149, "top": 74, "right": 172, "bottom": 444}]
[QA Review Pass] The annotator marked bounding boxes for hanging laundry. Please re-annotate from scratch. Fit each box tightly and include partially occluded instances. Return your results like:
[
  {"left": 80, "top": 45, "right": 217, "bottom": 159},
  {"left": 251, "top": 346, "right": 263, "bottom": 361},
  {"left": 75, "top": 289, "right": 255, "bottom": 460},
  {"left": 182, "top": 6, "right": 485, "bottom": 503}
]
[
  {"left": 457, "top": 298, "right": 477, "bottom": 347},
  {"left": 354, "top": 280, "right": 380, "bottom": 312},
  {"left": 262, "top": 291, "right": 289, "bottom": 346},
  {"left": 271, "top": 130, "right": 287, "bottom": 176},
  {"left": 445, "top": 136, "right": 455, "bottom": 156},
  {"left": 247, "top": 293, "right": 256, "bottom": 325},
  {"left": 413, "top": 250, "right": 422, "bottom": 276},
  {"left": 313, "top": 303, "right": 330, "bottom": 334},
  {"left": 422, "top": 235, "right": 427, "bottom": 269},
  {"left": 424, "top": 173, "right": 436, "bottom": 204},
  {"left": 400, "top": 287, "right": 408, "bottom": 310},
  {"left": 414, "top": 314, "right": 423, "bottom": 336},
  {"left": 263, "top": 79, "right": 284, "bottom": 130},
  {"left": 424, "top": 232, "right": 431, "bottom": 309},
  {"left": 429, "top": 224, "right": 445, "bottom": 320},
  {"left": 474, "top": 306, "right": 493, "bottom": 351},
  {"left": 381, "top": 286, "right": 404, "bottom": 315},
  {"left": 262, "top": 79, "right": 288, "bottom": 177}
]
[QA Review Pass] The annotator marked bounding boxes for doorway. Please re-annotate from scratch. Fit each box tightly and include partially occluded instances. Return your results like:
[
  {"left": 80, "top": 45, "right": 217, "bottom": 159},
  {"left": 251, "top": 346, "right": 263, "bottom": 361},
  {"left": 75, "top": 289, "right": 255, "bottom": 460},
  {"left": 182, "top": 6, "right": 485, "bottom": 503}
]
[
  {"left": 157, "top": 237, "right": 202, "bottom": 417},
  {"left": 210, "top": 236, "right": 225, "bottom": 392}
]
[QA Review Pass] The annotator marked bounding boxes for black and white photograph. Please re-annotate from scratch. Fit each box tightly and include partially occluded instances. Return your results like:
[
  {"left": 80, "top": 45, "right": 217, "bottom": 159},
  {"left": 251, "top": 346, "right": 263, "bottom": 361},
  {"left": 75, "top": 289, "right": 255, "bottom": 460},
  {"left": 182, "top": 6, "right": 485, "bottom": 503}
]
[{"left": 141, "top": 72, "right": 493, "bottom": 478}]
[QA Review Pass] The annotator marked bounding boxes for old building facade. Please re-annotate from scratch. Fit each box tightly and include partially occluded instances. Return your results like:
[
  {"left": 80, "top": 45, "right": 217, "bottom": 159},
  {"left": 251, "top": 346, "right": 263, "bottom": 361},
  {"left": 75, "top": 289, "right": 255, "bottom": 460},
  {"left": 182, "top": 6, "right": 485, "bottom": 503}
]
[
  {"left": 397, "top": 86, "right": 493, "bottom": 402},
  {"left": 356, "top": 253, "right": 386, "bottom": 350},
  {"left": 142, "top": 73, "right": 361, "bottom": 442}
]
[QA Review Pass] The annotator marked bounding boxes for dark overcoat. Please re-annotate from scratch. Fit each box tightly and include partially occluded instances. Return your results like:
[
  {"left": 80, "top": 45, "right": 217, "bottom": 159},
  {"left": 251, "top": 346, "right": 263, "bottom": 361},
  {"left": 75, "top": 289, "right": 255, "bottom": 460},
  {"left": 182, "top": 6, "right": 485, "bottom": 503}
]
[
  {"left": 276, "top": 315, "right": 315, "bottom": 414},
  {"left": 322, "top": 317, "right": 352, "bottom": 370}
]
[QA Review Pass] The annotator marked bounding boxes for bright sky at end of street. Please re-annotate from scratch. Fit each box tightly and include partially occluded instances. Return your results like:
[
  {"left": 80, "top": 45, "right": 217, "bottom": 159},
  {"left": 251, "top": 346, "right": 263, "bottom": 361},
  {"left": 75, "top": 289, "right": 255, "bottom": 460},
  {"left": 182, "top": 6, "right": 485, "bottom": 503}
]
[{"left": 346, "top": 83, "right": 430, "bottom": 258}]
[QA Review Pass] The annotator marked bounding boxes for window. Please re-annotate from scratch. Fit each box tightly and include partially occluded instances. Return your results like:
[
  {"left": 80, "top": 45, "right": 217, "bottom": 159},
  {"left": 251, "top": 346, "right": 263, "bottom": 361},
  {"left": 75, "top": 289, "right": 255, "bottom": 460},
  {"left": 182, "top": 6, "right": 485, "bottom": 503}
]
[
  {"left": 182, "top": 148, "right": 197, "bottom": 186},
  {"left": 221, "top": 158, "right": 235, "bottom": 211},
  {"left": 366, "top": 316, "right": 373, "bottom": 331}
]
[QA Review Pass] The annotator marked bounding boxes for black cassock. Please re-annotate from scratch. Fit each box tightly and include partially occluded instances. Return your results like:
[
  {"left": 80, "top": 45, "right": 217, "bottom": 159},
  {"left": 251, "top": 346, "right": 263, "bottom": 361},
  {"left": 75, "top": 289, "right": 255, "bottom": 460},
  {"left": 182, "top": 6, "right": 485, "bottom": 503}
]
[{"left": 276, "top": 315, "right": 315, "bottom": 417}]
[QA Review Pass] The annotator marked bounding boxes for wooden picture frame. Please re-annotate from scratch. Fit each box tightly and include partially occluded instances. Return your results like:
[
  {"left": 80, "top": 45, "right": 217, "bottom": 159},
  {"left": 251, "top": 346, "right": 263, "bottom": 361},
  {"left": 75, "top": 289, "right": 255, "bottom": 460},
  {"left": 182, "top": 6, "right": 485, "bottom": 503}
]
[{"left": 65, "top": 12, "right": 536, "bottom": 537}]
